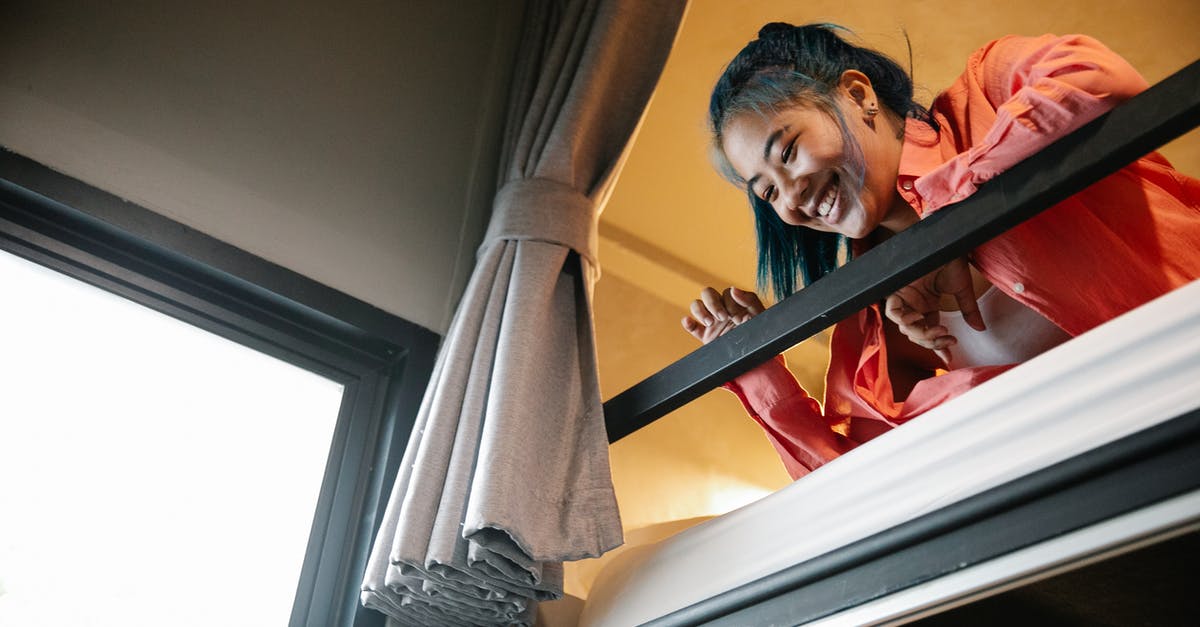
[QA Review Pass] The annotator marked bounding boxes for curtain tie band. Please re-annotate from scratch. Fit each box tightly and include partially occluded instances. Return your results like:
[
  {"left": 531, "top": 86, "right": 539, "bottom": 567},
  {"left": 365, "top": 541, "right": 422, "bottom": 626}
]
[{"left": 484, "top": 178, "right": 599, "bottom": 263}]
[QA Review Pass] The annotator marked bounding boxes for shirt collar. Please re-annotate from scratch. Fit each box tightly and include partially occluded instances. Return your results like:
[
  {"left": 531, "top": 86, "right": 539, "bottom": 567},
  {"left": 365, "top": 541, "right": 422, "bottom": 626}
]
[{"left": 898, "top": 117, "right": 944, "bottom": 181}]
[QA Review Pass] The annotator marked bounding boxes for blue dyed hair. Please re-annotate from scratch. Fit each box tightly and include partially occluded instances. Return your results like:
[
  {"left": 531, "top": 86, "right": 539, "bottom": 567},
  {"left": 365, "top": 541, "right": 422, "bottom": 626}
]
[{"left": 709, "top": 23, "right": 934, "bottom": 302}]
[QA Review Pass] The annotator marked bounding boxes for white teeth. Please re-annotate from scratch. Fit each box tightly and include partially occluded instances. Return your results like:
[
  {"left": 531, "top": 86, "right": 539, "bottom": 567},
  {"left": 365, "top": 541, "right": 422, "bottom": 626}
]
[{"left": 816, "top": 186, "right": 837, "bottom": 217}]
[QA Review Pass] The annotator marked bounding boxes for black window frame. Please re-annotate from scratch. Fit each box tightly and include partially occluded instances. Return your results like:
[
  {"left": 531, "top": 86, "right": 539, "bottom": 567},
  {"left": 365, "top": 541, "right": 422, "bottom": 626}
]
[{"left": 0, "top": 148, "right": 438, "bottom": 627}]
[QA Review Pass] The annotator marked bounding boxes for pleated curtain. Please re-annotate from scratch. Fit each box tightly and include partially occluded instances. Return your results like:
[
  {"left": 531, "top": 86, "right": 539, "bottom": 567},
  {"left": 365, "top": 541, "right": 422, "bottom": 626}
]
[{"left": 360, "top": 0, "right": 687, "bottom": 624}]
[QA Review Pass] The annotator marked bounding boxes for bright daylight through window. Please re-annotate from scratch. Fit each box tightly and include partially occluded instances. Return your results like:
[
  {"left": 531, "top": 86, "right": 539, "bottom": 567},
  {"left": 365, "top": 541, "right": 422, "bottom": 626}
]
[{"left": 0, "top": 248, "right": 345, "bottom": 627}]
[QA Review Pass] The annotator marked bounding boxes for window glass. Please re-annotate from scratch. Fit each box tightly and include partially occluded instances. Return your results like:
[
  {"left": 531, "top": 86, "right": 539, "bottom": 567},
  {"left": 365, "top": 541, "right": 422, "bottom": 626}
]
[{"left": 0, "top": 249, "right": 344, "bottom": 627}]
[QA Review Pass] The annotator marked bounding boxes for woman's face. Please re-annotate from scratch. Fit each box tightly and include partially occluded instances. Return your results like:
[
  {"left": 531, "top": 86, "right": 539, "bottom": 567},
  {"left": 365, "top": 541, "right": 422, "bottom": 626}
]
[{"left": 720, "top": 77, "right": 912, "bottom": 239}]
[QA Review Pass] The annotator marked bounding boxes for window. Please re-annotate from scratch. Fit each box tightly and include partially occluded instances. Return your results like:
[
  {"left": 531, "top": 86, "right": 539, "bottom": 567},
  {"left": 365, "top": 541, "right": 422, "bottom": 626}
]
[
  {"left": 0, "top": 152, "right": 438, "bottom": 627},
  {"left": 0, "top": 247, "right": 344, "bottom": 626}
]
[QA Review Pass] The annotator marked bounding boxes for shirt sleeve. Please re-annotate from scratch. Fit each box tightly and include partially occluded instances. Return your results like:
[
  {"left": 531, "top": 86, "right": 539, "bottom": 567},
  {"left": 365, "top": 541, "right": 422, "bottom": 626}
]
[
  {"left": 915, "top": 33, "right": 1150, "bottom": 212},
  {"left": 722, "top": 355, "right": 857, "bottom": 480}
]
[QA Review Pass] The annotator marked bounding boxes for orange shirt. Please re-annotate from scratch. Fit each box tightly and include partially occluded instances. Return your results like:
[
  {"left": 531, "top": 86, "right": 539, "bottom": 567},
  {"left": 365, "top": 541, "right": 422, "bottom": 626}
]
[{"left": 726, "top": 34, "right": 1200, "bottom": 480}]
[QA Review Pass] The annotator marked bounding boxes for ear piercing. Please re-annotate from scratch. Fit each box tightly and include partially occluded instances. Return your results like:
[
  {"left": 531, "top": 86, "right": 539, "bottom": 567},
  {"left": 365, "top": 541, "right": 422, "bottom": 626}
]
[{"left": 865, "top": 103, "right": 879, "bottom": 117}]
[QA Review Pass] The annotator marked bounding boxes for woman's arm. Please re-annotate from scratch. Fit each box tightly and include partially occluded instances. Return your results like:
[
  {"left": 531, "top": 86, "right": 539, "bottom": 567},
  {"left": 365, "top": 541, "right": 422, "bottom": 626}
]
[
  {"left": 916, "top": 33, "right": 1149, "bottom": 212},
  {"left": 683, "top": 287, "right": 856, "bottom": 479},
  {"left": 722, "top": 355, "right": 857, "bottom": 479},
  {"left": 887, "top": 34, "right": 1148, "bottom": 349}
]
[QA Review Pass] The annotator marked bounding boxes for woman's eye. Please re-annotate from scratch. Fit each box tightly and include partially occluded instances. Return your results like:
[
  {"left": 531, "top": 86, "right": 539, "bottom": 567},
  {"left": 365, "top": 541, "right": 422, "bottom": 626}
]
[
  {"left": 763, "top": 185, "right": 775, "bottom": 202},
  {"left": 781, "top": 141, "right": 794, "bottom": 163}
]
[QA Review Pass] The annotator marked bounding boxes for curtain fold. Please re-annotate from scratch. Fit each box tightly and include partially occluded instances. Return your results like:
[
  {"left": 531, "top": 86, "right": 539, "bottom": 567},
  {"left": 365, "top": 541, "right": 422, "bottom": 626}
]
[{"left": 361, "top": 0, "right": 687, "bottom": 623}]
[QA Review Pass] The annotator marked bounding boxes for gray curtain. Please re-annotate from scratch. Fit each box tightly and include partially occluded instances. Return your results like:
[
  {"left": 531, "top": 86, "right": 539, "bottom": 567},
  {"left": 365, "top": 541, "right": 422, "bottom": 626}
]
[{"left": 360, "top": 0, "right": 686, "bottom": 624}]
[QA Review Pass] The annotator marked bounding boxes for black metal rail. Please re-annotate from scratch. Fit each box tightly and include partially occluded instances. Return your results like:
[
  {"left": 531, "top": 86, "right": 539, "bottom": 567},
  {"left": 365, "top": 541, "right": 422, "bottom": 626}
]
[{"left": 604, "top": 59, "right": 1200, "bottom": 443}]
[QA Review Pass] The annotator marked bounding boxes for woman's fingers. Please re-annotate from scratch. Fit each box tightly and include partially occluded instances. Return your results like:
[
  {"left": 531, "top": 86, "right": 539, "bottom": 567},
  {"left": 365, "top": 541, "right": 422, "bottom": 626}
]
[
  {"left": 683, "top": 287, "right": 763, "bottom": 345},
  {"left": 720, "top": 288, "right": 742, "bottom": 319},
  {"left": 899, "top": 317, "right": 956, "bottom": 348},
  {"left": 719, "top": 288, "right": 753, "bottom": 324},
  {"left": 682, "top": 314, "right": 736, "bottom": 345},
  {"left": 884, "top": 292, "right": 915, "bottom": 326},
  {"left": 690, "top": 298, "right": 714, "bottom": 325},
  {"left": 886, "top": 255, "right": 987, "bottom": 357},
  {"left": 701, "top": 286, "right": 762, "bottom": 323},
  {"left": 681, "top": 315, "right": 705, "bottom": 340},
  {"left": 953, "top": 289, "right": 986, "bottom": 332},
  {"left": 886, "top": 286, "right": 936, "bottom": 322},
  {"left": 886, "top": 293, "right": 957, "bottom": 351},
  {"left": 936, "top": 258, "right": 986, "bottom": 332},
  {"left": 699, "top": 287, "right": 729, "bottom": 321},
  {"left": 728, "top": 287, "right": 766, "bottom": 317}
]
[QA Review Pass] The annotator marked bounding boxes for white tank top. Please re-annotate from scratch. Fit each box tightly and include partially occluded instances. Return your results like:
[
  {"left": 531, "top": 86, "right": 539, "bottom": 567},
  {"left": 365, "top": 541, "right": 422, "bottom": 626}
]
[{"left": 940, "top": 286, "right": 1071, "bottom": 370}]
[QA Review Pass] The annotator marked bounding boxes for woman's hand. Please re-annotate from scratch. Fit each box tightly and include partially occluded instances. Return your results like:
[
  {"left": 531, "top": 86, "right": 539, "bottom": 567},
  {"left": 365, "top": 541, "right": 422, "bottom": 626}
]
[
  {"left": 681, "top": 286, "right": 766, "bottom": 345},
  {"left": 885, "top": 258, "right": 985, "bottom": 365}
]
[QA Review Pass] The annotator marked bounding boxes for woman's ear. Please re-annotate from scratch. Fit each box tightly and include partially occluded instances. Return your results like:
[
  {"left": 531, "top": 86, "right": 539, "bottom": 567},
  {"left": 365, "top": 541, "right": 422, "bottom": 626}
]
[{"left": 838, "top": 69, "right": 878, "bottom": 119}]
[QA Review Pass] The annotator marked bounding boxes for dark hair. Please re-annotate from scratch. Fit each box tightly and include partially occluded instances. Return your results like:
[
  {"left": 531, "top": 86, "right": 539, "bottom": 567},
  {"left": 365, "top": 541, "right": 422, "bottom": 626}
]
[{"left": 709, "top": 22, "right": 932, "bottom": 302}]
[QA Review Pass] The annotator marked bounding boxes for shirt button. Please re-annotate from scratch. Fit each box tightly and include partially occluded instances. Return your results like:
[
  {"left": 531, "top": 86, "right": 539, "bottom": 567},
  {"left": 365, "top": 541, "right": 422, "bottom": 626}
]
[
  {"left": 1013, "top": 282, "right": 1025, "bottom": 294},
  {"left": 901, "top": 180, "right": 913, "bottom": 191}
]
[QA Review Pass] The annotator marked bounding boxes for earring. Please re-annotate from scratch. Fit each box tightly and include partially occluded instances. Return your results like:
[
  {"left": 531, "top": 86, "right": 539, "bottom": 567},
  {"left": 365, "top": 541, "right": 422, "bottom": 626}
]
[{"left": 865, "top": 103, "right": 879, "bottom": 117}]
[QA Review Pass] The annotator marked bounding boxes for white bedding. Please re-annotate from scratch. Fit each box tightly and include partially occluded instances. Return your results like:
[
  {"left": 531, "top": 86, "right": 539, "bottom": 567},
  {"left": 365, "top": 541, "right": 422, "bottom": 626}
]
[{"left": 581, "top": 280, "right": 1200, "bottom": 626}]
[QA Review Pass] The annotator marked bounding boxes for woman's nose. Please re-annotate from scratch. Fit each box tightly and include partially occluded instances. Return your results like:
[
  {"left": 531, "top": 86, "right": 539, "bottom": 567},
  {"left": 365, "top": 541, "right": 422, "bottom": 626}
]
[{"left": 778, "top": 176, "right": 808, "bottom": 215}]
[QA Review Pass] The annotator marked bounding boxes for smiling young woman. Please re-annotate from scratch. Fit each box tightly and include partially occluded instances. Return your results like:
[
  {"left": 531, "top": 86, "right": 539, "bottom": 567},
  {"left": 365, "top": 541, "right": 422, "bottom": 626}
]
[{"left": 681, "top": 23, "right": 1200, "bottom": 480}]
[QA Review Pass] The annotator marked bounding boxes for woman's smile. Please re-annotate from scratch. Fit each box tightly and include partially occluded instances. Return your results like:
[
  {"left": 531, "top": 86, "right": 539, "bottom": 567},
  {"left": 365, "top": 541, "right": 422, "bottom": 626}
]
[{"left": 812, "top": 174, "right": 841, "bottom": 221}]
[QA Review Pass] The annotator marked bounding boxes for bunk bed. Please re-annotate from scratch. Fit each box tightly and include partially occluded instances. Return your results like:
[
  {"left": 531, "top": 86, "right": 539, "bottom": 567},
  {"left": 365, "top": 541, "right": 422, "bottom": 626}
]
[{"left": 594, "top": 59, "right": 1200, "bottom": 625}]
